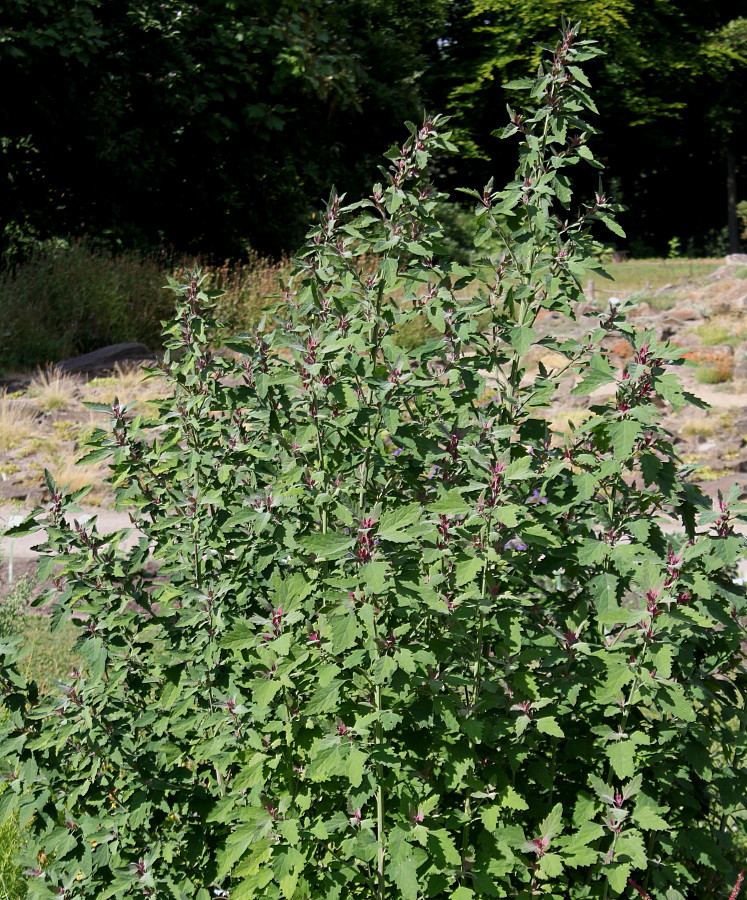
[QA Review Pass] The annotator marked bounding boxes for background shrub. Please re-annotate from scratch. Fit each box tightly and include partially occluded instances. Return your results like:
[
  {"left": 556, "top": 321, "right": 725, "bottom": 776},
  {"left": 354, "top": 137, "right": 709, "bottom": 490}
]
[{"left": 0, "top": 242, "right": 290, "bottom": 371}]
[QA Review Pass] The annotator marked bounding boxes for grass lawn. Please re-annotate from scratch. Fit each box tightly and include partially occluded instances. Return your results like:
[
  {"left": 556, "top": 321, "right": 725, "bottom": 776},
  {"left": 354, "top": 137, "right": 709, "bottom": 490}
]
[
  {"left": 0, "top": 613, "right": 79, "bottom": 898},
  {"left": 588, "top": 258, "right": 720, "bottom": 298},
  {"left": 18, "top": 614, "right": 79, "bottom": 694}
]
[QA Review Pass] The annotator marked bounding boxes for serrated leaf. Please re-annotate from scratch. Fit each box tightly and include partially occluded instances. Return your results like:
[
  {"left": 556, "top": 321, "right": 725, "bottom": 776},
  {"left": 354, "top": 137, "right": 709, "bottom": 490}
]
[
  {"left": 429, "top": 489, "right": 471, "bottom": 514},
  {"left": 607, "top": 419, "right": 641, "bottom": 459},
  {"left": 571, "top": 355, "right": 615, "bottom": 395},
  {"left": 536, "top": 716, "right": 564, "bottom": 737},
  {"left": 300, "top": 532, "right": 355, "bottom": 560},
  {"left": 451, "top": 888, "right": 475, "bottom": 900},
  {"left": 327, "top": 611, "right": 358, "bottom": 653},
  {"left": 510, "top": 325, "right": 535, "bottom": 357},
  {"left": 587, "top": 573, "right": 620, "bottom": 615},
  {"left": 427, "top": 829, "right": 461, "bottom": 867},
  {"left": 540, "top": 803, "right": 563, "bottom": 841},
  {"left": 540, "top": 852, "right": 564, "bottom": 878},
  {"left": 359, "top": 561, "right": 387, "bottom": 592},
  {"left": 605, "top": 740, "right": 635, "bottom": 780},
  {"left": 455, "top": 556, "right": 483, "bottom": 586},
  {"left": 379, "top": 503, "right": 421, "bottom": 540},
  {"left": 307, "top": 738, "right": 348, "bottom": 781},
  {"left": 347, "top": 747, "right": 367, "bottom": 788},
  {"left": 504, "top": 456, "right": 532, "bottom": 481},
  {"left": 605, "top": 861, "right": 632, "bottom": 893},
  {"left": 387, "top": 839, "right": 421, "bottom": 900},
  {"left": 500, "top": 787, "right": 528, "bottom": 810},
  {"left": 494, "top": 504, "right": 520, "bottom": 526},
  {"left": 633, "top": 803, "right": 670, "bottom": 831}
]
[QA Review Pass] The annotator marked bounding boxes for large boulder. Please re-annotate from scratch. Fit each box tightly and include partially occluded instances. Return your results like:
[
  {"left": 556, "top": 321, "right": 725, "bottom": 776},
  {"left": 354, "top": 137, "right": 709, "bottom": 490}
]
[
  {"left": 56, "top": 342, "right": 156, "bottom": 375},
  {"left": 725, "top": 253, "right": 747, "bottom": 266}
]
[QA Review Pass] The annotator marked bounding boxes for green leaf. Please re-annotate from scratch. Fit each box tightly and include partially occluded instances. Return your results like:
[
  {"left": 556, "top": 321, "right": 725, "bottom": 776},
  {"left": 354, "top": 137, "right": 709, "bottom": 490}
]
[
  {"left": 455, "top": 556, "right": 483, "bottom": 586},
  {"left": 571, "top": 354, "right": 615, "bottom": 395},
  {"left": 307, "top": 738, "right": 348, "bottom": 781},
  {"left": 540, "top": 803, "right": 563, "bottom": 841},
  {"left": 387, "top": 837, "right": 421, "bottom": 900},
  {"left": 510, "top": 325, "right": 535, "bottom": 357},
  {"left": 347, "top": 747, "right": 367, "bottom": 788},
  {"left": 494, "top": 504, "right": 520, "bottom": 527},
  {"left": 359, "top": 561, "right": 387, "bottom": 592},
  {"left": 633, "top": 802, "right": 670, "bottom": 831},
  {"left": 300, "top": 532, "right": 355, "bottom": 560},
  {"left": 587, "top": 573, "right": 620, "bottom": 615},
  {"left": 327, "top": 611, "right": 359, "bottom": 653},
  {"left": 536, "top": 716, "right": 564, "bottom": 737},
  {"left": 428, "top": 829, "right": 461, "bottom": 867},
  {"left": 607, "top": 419, "right": 641, "bottom": 458},
  {"left": 500, "top": 787, "right": 528, "bottom": 810},
  {"left": 605, "top": 740, "right": 635, "bottom": 780},
  {"left": 540, "top": 852, "right": 564, "bottom": 878},
  {"left": 504, "top": 456, "right": 532, "bottom": 481},
  {"left": 605, "top": 861, "right": 632, "bottom": 894},
  {"left": 379, "top": 503, "right": 421, "bottom": 540},
  {"left": 429, "top": 489, "right": 471, "bottom": 514},
  {"left": 451, "top": 888, "right": 475, "bottom": 900}
]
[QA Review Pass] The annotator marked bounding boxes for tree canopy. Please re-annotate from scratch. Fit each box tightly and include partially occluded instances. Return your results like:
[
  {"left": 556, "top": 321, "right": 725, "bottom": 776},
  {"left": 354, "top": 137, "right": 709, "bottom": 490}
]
[{"left": 0, "top": 0, "right": 745, "bottom": 261}]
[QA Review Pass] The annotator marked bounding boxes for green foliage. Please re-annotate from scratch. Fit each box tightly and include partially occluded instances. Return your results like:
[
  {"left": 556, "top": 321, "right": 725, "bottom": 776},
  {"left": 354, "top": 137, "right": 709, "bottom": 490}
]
[
  {"left": 0, "top": 807, "right": 24, "bottom": 900},
  {"left": 667, "top": 238, "right": 682, "bottom": 261},
  {"left": 2, "top": 28, "right": 747, "bottom": 900},
  {"left": 0, "top": 240, "right": 292, "bottom": 371},
  {"left": 430, "top": 1, "right": 747, "bottom": 256},
  {"left": 0, "top": 0, "right": 448, "bottom": 260},
  {"left": 633, "top": 294, "right": 678, "bottom": 312},
  {"left": 0, "top": 242, "right": 174, "bottom": 369},
  {"left": 737, "top": 201, "right": 747, "bottom": 241}
]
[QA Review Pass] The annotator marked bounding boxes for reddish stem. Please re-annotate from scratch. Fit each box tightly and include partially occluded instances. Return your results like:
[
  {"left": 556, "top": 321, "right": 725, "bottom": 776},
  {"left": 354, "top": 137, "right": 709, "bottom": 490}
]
[{"left": 627, "top": 879, "right": 653, "bottom": 900}]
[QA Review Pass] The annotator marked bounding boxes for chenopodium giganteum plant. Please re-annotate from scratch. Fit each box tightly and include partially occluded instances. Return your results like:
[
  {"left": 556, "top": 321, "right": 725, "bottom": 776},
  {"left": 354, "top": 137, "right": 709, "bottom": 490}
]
[{"left": 2, "top": 25, "right": 747, "bottom": 900}]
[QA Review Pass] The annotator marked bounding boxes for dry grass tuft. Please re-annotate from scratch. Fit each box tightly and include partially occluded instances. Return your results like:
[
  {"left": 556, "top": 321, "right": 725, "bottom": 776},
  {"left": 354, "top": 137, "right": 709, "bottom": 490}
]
[
  {"left": 27, "top": 367, "right": 81, "bottom": 412},
  {"left": 207, "top": 250, "right": 292, "bottom": 332},
  {"left": 0, "top": 391, "right": 37, "bottom": 451},
  {"left": 679, "top": 418, "right": 715, "bottom": 438},
  {"left": 692, "top": 317, "right": 747, "bottom": 348},
  {"left": 30, "top": 453, "right": 109, "bottom": 503}
]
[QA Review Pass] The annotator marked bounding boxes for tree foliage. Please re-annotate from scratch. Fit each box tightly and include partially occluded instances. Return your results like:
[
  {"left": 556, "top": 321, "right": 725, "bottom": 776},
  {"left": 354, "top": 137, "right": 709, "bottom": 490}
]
[
  {"left": 2, "top": 1, "right": 745, "bottom": 262},
  {"left": 429, "top": 1, "right": 747, "bottom": 254}
]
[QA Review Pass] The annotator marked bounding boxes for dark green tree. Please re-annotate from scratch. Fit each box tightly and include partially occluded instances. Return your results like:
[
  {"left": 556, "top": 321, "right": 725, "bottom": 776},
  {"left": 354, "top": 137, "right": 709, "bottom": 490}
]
[
  {"left": 427, "top": 0, "right": 747, "bottom": 255},
  {"left": 0, "top": 0, "right": 448, "bottom": 261}
]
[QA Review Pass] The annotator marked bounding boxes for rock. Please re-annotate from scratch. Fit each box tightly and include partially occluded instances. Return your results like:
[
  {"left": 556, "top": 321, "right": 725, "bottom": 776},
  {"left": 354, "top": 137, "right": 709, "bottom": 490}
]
[
  {"left": 697, "top": 474, "right": 747, "bottom": 500},
  {"left": 671, "top": 332, "right": 702, "bottom": 351},
  {"left": 0, "top": 481, "right": 42, "bottom": 503},
  {"left": 627, "top": 302, "right": 651, "bottom": 318},
  {"left": 56, "top": 342, "right": 156, "bottom": 375},
  {"left": 660, "top": 308, "right": 703, "bottom": 325},
  {"left": 725, "top": 253, "right": 747, "bottom": 266},
  {"left": 733, "top": 341, "right": 747, "bottom": 380}
]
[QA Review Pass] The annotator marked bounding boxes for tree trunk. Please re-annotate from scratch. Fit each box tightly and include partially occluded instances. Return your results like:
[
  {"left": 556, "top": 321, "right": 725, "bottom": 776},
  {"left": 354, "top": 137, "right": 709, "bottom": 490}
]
[{"left": 727, "top": 143, "right": 739, "bottom": 254}]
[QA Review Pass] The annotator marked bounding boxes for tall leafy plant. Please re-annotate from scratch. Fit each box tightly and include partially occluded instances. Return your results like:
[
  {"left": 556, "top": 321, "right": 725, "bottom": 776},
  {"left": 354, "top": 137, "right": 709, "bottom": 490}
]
[{"left": 2, "top": 24, "right": 746, "bottom": 900}]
